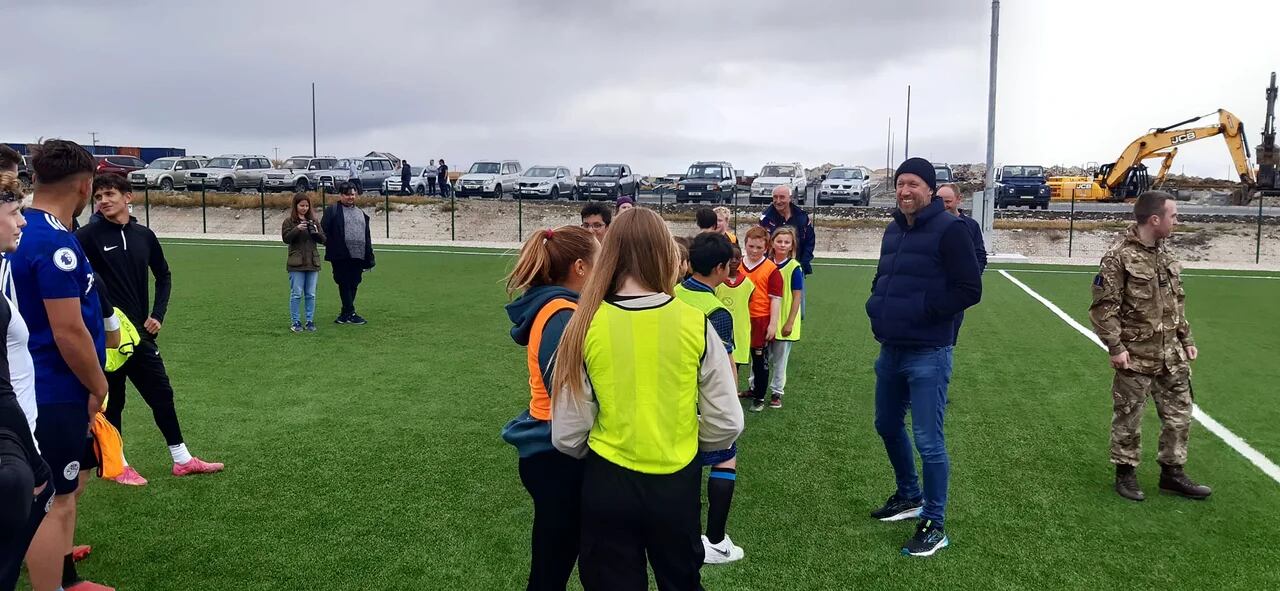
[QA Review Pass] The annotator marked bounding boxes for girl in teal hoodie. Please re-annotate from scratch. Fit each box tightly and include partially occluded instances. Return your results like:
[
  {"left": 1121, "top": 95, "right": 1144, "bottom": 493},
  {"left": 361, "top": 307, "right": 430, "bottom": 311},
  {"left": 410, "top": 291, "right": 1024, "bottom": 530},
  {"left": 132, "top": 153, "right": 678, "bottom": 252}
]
[{"left": 501, "top": 225, "right": 597, "bottom": 591}]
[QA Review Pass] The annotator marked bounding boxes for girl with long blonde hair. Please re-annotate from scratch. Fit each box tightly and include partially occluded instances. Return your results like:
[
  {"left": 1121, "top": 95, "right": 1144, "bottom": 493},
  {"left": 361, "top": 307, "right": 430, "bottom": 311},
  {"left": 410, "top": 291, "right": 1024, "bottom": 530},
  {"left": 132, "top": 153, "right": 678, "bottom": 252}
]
[{"left": 549, "top": 207, "right": 743, "bottom": 589}]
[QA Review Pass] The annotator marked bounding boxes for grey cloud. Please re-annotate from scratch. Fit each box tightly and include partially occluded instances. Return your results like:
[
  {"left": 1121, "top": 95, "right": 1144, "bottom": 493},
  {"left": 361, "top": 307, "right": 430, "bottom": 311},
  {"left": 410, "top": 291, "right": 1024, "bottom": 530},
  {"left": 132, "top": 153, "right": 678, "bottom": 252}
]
[{"left": 4, "top": 0, "right": 989, "bottom": 172}]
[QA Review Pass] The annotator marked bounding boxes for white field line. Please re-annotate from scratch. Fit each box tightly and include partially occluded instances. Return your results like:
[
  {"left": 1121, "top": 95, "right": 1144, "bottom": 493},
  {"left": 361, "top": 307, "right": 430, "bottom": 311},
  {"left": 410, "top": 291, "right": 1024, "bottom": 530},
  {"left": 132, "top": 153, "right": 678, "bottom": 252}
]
[{"left": 998, "top": 269, "right": 1280, "bottom": 485}]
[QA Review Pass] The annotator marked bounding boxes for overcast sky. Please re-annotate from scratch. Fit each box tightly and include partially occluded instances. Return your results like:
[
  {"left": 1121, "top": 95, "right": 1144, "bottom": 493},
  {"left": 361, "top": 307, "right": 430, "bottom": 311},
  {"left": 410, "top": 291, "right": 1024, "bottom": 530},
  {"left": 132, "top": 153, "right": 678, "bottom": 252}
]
[{"left": 3, "top": 0, "right": 1276, "bottom": 178}]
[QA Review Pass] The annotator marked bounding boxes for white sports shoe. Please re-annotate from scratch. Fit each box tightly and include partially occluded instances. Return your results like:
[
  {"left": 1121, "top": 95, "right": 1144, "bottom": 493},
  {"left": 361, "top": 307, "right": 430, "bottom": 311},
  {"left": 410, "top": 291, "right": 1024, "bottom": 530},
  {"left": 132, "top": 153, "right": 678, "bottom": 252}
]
[{"left": 702, "top": 534, "right": 745, "bottom": 564}]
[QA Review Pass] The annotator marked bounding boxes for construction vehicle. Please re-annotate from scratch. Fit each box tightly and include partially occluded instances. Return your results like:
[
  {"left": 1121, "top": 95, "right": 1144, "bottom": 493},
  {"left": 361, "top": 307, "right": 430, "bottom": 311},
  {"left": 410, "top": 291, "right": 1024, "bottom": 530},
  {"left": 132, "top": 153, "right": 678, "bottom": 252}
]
[
  {"left": 1048, "top": 109, "right": 1256, "bottom": 202},
  {"left": 1258, "top": 72, "right": 1279, "bottom": 196}
]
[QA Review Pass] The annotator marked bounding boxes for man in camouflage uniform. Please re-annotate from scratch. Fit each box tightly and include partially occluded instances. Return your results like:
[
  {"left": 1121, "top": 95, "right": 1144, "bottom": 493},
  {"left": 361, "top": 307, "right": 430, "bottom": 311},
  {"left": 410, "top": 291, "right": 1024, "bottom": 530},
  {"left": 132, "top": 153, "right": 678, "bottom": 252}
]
[{"left": 1088, "top": 191, "right": 1212, "bottom": 502}]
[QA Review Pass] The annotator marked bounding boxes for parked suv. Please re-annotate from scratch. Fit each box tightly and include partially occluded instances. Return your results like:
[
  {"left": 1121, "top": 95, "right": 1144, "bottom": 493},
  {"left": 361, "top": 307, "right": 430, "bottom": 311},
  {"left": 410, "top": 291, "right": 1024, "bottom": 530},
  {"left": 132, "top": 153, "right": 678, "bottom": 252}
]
[
  {"left": 95, "top": 155, "right": 146, "bottom": 177},
  {"left": 576, "top": 163, "right": 639, "bottom": 201},
  {"left": 995, "top": 164, "right": 1051, "bottom": 209},
  {"left": 676, "top": 161, "right": 736, "bottom": 204},
  {"left": 128, "top": 156, "right": 206, "bottom": 191},
  {"left": 518, "top": 166, "right": 575, "bottom": 200},
  {"left": 816, "top": 166, "right": 872, "bottom": 206},
  {"left": 457, "top": 160, "right": 522, "bottom": 198},
  {"left": 383, "top": 166, "right": 426, "bottom": 195},
  {"left": 336, "top": 157, "right": 397, "bottom": 193},
  {"left": 750, "top": 162, "right": 807, "bottom": 204},
  {"left": 264, "top": 156, "right": 347, "bottom": 192},
  {"left": 185, "top": 155, "right": 274, "bottom": 192}
]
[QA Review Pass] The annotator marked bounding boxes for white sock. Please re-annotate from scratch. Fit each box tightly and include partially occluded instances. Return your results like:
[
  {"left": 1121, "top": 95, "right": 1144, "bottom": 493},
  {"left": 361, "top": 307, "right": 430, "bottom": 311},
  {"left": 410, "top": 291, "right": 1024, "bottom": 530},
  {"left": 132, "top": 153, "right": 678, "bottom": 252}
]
[{"left": 169, "top": 443, "right": 192, "bottom": 464}]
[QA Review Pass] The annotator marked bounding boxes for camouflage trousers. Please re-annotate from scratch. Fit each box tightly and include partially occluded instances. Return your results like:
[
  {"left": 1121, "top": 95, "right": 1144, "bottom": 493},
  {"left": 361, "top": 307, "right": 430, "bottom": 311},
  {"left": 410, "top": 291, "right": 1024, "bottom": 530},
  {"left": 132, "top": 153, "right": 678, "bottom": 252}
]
[{"left": 1110, "top": 365, "right": 1192, "bottom": 467}]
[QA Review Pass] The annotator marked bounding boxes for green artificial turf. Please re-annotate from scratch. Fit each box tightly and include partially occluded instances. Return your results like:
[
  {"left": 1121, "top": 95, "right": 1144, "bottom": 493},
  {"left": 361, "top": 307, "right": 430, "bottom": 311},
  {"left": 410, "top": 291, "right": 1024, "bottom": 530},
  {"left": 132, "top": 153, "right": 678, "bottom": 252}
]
[{"left": 50, "top": 244, "right": 1280, "bottom": 590}]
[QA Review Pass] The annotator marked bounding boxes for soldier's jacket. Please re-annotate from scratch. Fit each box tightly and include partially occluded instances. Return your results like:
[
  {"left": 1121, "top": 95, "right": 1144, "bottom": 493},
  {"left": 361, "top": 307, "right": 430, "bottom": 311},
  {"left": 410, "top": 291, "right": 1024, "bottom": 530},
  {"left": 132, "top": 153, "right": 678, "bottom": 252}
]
[{"left": 1089, "top": 224, "right": 1194, "bottom": 375}]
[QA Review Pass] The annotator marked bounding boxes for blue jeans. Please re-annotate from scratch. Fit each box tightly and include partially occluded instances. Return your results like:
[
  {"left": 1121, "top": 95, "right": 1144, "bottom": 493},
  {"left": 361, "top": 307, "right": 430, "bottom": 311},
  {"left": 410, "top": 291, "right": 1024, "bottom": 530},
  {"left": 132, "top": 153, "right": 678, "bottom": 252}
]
[
  {"left": 289, "top": 271, "right": 318, "bottom": 323},
  {"left": 873, "top": 344, "right": 953, "bottom": 525}
]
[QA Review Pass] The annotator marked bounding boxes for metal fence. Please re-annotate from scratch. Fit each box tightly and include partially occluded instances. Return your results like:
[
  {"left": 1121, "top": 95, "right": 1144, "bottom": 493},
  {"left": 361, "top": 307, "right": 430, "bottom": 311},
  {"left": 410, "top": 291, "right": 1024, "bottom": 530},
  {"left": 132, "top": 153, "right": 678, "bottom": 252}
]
[{"left": 124, "top": 184, "right": 1279, "bottom": 266}]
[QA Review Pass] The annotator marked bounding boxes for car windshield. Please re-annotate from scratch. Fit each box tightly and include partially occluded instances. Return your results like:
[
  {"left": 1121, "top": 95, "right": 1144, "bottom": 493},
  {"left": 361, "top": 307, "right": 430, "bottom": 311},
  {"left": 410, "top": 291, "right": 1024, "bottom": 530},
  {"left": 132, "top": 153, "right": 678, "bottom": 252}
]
[
  {"left": 934, "top": 168, "right": 952, "bottom": 182},
  {"left": 469, "top": 162, "right": 501, "bottom": 174},
  {"left": 827, "top": 169, "right": 862, "bottom": 180},
  {"left": 589, "top": 165, "right": 621, "bottom": 177},
  {"left": 760, "top": 165, "right": 795, "bottom": 177},
  {"left": 146, "top": 160, "right": 174, "bottom": 170},
  {"left": 1002, "top": 166, "right": 1044, "bottom": 177},
  {"left": 525, "top": 167, "right": 557, "bottom": 177},
  {"left": 310, "top": 160, "right": 335, "bottom": 170},
  {"left": 282, "top": 159, "right": 310, "bottom": 169},
  {"left": 409, "top": 167, "right": 423, "bottom": 175},
  {"left": 205, "top": 158, "right": 236, "bottom": 168},
  {"left": 686, "top": 165, "right": 725, "bottom": 178}
]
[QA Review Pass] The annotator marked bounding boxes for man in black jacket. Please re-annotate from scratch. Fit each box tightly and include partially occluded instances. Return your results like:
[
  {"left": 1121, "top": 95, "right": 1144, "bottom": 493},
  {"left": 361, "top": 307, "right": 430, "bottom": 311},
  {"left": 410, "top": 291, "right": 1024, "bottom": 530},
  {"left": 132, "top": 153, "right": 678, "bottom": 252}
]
[
  {"left": 321, "top": 182, "right": 375, "bottom": 325},
  {"left": 77, "top": 173, "right": 223, "bottom": 485},
  {"left": 400, "top": 159, "right": 412, "bottom": 196}
]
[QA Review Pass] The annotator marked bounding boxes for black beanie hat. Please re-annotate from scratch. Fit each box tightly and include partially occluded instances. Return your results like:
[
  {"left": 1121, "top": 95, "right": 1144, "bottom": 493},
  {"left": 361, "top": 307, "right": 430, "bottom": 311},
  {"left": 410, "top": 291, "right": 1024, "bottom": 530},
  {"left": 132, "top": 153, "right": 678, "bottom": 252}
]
[{"left": 895, "top": 157, "right": 937, "bottom": 193}]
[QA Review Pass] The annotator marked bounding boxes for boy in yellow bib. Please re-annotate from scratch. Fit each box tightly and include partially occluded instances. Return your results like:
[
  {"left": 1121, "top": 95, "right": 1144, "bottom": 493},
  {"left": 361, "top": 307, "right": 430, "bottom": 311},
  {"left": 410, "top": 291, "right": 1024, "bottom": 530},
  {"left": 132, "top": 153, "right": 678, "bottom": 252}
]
[{"left": 675, "top": 233, "right": 745, "bottom": 564}]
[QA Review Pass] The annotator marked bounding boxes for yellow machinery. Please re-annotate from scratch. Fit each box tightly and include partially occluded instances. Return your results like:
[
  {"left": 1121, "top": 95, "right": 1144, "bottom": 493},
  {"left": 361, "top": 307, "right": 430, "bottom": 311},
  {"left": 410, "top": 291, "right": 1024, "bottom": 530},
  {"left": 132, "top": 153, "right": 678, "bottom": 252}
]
[{"left": 1049, "top": 109, "right": 1256, "bottom": 202}]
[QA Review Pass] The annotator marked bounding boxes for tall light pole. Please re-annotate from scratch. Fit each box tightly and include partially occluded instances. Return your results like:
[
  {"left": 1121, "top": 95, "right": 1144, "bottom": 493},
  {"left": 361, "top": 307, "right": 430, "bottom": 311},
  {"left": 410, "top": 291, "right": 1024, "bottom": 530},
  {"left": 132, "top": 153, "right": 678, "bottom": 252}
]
[
  {"left": 904, "top": 85, "right": 911, "bottom": 159},
  {"left": 311, "top": 83, "right": 318, "bottom": 157},
  {"left": 89, "top": 132, "right": 99, "bottom": 148},
  {"left": 982, "top": 1, "right": 1000, "bottom": 250}
]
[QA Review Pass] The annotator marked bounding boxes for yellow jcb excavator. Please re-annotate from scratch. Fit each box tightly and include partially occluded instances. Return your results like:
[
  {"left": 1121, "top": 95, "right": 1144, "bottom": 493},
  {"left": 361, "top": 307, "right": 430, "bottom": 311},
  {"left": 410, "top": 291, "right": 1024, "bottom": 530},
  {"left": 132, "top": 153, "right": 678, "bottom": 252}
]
[{"left": 1049, "top": 109, "right": 1256, "bottom": 202}]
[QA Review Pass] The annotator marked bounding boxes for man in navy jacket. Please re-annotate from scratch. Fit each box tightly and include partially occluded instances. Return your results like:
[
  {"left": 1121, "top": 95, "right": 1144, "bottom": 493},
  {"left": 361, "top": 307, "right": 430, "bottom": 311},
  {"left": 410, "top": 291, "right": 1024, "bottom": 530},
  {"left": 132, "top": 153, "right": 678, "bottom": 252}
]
[
  {"left": 864, "top": 157, "right": 981, "bottom": 558},
  {"left": 759, "top": 186, "right": 815, "bottom": 275}
]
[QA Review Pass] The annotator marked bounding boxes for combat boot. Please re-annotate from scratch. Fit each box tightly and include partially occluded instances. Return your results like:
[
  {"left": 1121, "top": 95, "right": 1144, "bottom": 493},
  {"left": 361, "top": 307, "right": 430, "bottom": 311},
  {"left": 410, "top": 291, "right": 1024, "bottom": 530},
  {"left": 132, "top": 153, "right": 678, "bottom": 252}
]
[
  {"left": 1158, "top": 463, "right": 1212, "bottom": 500},
  {"left": 1115, "top": 464, "right": 1145, "bottom": 501}
]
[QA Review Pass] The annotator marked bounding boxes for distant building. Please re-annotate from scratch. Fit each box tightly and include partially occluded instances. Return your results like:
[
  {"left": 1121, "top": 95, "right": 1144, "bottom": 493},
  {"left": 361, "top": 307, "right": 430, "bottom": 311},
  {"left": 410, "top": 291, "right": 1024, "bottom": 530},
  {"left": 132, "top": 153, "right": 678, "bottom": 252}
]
[{"left": 365, "top": 151, "right": 401, "bottom": 167}]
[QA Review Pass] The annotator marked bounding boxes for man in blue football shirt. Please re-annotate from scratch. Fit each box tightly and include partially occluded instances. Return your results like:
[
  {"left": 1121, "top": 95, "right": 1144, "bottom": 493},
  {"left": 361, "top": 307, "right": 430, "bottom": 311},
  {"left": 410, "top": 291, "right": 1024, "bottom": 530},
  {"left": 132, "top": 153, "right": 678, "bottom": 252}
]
[{"left": 11, "top": 140, "right": 112, "bottom": 591}]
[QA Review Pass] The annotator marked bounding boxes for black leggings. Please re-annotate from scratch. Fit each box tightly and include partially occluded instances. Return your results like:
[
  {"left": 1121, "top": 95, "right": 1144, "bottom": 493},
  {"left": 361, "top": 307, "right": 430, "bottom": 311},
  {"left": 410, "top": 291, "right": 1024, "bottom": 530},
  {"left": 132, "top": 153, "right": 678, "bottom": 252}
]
[
  {"left": 105, "top": 339, "right": 184, "bottom": 446},
  {"left": 331, "top": 260, "right": 365, "bottom": 316},
  {"left": 578, "top": 453, "right": 703, "bottom": 591},
  {"left": 0, "top": 429, "right": 51, "bottom": 591},
  {"left": 518, "top": 451, "right": 583, "bottom": 591},
  {"left": 751, "top": 346, "right": 769, "bottom": 402}
]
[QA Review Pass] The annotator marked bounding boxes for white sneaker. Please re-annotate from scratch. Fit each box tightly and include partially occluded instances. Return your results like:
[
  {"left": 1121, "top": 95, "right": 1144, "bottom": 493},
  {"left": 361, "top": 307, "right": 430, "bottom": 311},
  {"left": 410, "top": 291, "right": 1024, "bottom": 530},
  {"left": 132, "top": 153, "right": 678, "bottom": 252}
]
[{"left": 702, "top": 534, "right": 745, "bottom": 564}]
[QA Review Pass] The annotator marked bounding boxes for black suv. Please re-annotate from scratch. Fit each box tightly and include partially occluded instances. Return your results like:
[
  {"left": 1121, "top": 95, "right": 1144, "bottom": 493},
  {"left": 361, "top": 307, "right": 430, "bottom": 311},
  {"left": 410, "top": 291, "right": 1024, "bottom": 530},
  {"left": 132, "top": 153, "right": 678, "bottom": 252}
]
[
  {"left": 675, "top": 161, "right": 736, "bottom": 204},
  {"left": 577, "top": 163, "right": 639, "bottom": 201}
]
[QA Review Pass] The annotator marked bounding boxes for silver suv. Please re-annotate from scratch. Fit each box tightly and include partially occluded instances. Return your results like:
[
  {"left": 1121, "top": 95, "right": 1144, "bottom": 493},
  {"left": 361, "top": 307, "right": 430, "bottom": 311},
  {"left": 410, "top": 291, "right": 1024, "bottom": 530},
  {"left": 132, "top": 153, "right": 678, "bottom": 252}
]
[
  {"left": 129, "top": 156, "right": 206, "bottom": 191},
  {"left": 336, "top": 157, "right": 397, "bottom": 194},
  {"left": 186, "top": 155, "right": 274, "bottom": 192},
  {"left": 263, "top": 156, "right": 349, "bottom": 192}
]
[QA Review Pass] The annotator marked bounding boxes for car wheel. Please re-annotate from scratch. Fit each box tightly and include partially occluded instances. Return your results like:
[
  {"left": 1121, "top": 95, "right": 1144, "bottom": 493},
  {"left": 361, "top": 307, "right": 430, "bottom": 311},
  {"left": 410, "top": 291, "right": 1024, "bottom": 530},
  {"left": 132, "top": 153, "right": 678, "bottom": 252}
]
[
  {"left": 296, "top": 178, "right": 310, "bottom": 192},
  {"left": 493, "top": 184, "right": 502, "bottom": 199},
  {"left": 160, "top": 178, "right": 173, "bottom": 191},
  {"left": 416, "top": 184, "right": 426, "bottom": 196},
  {"left": 550, "top": 187, "right": 559, "bottom": 201},
  {"left": 219, "top": 178, "right": 235, "bottom": 193}
]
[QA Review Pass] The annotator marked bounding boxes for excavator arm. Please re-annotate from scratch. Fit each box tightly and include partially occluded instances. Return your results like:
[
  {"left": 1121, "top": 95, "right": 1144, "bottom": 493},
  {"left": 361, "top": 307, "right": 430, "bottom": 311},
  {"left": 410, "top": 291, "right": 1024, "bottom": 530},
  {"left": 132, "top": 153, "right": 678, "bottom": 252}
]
[
  {"left": 1101, "top": 109, "right": 1256, "bottom": 192},
  {"left": 1148, "top": 149, "right": 1177, "bottom": 188}
]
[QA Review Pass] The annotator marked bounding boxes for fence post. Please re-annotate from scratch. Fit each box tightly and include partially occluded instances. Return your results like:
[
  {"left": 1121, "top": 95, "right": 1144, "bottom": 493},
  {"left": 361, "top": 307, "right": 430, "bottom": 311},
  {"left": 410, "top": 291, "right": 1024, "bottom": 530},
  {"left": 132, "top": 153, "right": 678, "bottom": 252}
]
[
  {"left": 450, "top": 188, "right": 456, "bottom": 241},
  {"left": 1258, "top": 192, "right": 1264, "bottom": 264},
  {"left": 201, "top": 186, "right": 207, "bottom": 234},
  {"left": 1068, "top": 190, "right": 1076, "bottom": 258},
  {"left": 144, "top": 186, "right": 150, "bottom": 227},
  {"left": 517, "top": 192, "right": 523, "bottom": 241},
  {"left": 384, "top": 192, "right": 390, "bottom": 239}
]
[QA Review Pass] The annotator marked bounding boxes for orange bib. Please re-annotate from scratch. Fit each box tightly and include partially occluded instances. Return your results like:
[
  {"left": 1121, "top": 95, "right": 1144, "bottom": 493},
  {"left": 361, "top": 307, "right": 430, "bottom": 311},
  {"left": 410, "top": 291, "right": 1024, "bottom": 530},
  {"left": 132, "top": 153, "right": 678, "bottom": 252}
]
[
  {"left": 527, "top": 299, "right": 577, "bottom": 420},
  {"left": 742, "top": 258, "right": 779, "bottom": 318}
]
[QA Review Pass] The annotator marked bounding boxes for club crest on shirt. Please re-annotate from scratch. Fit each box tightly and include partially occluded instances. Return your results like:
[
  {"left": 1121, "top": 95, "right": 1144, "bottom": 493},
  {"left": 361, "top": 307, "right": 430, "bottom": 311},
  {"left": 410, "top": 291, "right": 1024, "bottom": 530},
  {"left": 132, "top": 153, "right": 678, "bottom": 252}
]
[
  {"left": 63, "top": 460, "right": 80, "bottom": 480},
  {"left": 53, "top": 247, "right": 77, "bottom": 271}
]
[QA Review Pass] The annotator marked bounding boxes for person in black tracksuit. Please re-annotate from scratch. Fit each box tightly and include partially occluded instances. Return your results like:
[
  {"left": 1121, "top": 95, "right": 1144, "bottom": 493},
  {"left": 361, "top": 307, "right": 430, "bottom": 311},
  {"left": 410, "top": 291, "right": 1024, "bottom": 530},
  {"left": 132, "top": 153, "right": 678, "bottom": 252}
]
[
  {"left": 321, "top": 182, "right": 376, "bottom": 325},
  {"left": 74, "top": 174, "right": 223, "bottom": 481}
]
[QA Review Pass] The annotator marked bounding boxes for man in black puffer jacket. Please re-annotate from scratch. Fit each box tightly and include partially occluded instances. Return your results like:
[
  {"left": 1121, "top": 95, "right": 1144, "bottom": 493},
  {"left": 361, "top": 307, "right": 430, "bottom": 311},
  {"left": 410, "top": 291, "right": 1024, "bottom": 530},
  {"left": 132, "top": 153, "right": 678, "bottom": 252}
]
[{"left": 864, "top": 157, "right": 981, "bottom": 558}]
